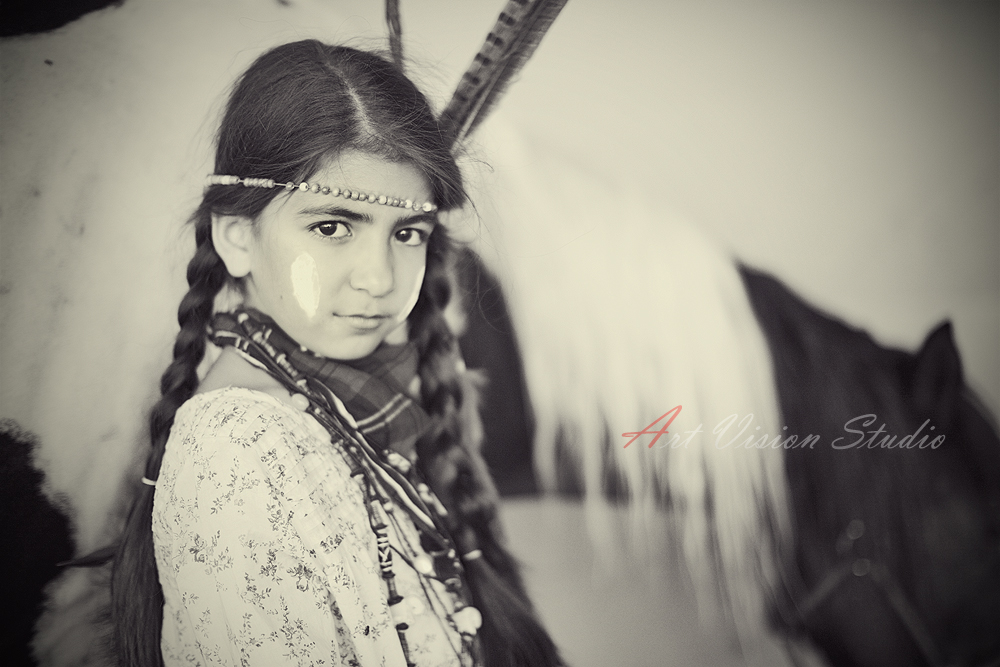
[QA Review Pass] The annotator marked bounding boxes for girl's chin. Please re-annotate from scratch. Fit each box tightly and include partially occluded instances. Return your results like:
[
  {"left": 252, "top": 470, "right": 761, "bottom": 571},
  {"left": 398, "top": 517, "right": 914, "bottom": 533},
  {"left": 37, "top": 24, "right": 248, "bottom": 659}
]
[
  {"left": 270, "top": 312, "right": 399, "bottom": 360},
  {"left": 309, "top": 330, "right": 388, "bottom": 361},
  {"left": 310, "top": 344, "right": 378, "bottom": 361}
]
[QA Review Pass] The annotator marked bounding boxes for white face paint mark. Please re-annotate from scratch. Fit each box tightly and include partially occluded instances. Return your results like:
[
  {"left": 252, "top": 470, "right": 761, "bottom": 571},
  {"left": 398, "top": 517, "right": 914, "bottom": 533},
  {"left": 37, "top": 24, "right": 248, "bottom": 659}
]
[
  {"left": 290, "top": 252, "right": 320, "bottom": 319},
  {"left": 396, "top": 264, "right": 425, "bottom": 323}
]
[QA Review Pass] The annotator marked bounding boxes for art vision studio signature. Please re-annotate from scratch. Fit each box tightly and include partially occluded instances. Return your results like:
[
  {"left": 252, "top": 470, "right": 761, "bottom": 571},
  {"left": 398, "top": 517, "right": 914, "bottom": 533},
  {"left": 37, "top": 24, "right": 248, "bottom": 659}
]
[{"left": 621, "top": 406, "right": 946, "bottom": 450}]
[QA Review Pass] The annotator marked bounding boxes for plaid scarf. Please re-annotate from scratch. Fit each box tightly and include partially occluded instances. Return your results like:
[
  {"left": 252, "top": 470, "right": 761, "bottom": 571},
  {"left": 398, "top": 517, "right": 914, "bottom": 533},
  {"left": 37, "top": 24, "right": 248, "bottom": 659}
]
[{"left": 210, "top": 309, "right": 430, "bottom": 461}]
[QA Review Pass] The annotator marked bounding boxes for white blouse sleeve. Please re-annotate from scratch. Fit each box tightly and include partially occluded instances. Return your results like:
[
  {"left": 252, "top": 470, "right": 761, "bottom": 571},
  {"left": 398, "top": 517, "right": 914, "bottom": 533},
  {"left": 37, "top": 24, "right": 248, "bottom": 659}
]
[{"left": 153, "top": 388, "right": 405, "bottom": 667}]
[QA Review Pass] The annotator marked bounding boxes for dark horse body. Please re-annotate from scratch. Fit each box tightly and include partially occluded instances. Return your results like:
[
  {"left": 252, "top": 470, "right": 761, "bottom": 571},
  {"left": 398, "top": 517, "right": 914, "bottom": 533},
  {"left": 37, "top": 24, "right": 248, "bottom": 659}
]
[
  {"left": 455, "top": 250, "right": 1000, "bottom": 666},
  {"left": 0, "top": 425, "right": 75, "bottom": 666}
]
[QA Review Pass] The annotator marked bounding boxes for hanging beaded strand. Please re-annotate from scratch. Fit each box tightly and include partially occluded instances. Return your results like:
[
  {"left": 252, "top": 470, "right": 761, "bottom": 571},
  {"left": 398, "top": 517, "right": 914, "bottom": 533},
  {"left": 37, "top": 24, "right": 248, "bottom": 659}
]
[
  {"left": 206, "top": 174, "right": 438, "bottom": 213},
  {"left": 364, "top": 479, "right": 418, "bottom": 667},
  {"left": 381, "top": 505, "right": 476, "bottom": 662}
]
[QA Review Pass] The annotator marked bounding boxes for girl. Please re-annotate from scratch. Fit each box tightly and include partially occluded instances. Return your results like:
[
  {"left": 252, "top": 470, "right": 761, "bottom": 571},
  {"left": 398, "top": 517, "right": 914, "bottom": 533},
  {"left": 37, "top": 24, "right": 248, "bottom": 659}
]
[{"left": 112, "top": 40, "right": 561, "bottom": 667}]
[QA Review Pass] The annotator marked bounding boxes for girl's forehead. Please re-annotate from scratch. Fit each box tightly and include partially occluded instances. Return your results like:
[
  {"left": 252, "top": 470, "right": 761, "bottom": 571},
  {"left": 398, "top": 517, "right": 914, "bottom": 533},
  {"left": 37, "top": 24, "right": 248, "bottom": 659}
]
[
  {"left": 316, "top": 151, "right": 431, "bottom": 201},
  {"left": 260, "top": 151, "right": 438, "bottom": 225}
]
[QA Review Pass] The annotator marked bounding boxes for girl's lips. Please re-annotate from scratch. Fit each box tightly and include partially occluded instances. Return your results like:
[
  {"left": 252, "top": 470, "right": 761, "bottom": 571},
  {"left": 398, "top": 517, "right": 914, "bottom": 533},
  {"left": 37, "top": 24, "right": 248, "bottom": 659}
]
[{"left": 336, "top": 314, "right": 390, "bottom": 330}]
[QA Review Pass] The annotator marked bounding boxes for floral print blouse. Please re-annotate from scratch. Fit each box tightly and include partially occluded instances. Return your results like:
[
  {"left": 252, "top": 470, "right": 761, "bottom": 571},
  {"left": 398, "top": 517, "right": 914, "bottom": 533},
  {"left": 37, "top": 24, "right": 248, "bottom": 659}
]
[{"left": 152, "top": 387, "right": 470, "bottom": 666}]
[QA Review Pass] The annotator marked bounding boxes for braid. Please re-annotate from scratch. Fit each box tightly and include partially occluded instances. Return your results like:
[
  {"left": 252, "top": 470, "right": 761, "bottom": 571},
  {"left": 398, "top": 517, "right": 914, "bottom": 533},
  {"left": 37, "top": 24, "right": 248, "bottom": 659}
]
[
  {"left": 111, "top": 205, "right": 229, "bottom": 667},
  {"left": 145, "top": 213, "right": 227, "bottom": 475},
  {"left": 412, "top": 233, "right": 562, "bottom": 667}
]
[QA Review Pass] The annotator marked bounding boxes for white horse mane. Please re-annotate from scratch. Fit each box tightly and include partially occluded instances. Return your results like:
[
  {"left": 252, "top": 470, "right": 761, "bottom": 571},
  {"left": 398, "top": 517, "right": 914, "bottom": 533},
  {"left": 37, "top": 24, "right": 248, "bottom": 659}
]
[{"left": 455, "top": 120, "right": 793, "bottom": 663}]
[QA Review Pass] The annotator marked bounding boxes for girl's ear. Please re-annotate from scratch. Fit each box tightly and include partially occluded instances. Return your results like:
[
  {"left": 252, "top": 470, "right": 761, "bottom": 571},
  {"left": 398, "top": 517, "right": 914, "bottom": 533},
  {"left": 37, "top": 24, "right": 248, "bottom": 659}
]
[{"left": 212, "top": 214, "right": 255, "bottom": 278}]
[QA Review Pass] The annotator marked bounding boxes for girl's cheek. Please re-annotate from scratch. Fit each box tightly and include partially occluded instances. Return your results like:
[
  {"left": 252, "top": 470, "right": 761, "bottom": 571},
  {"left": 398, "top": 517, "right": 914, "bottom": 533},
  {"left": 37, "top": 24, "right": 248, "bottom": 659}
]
[
  {"left": 290, "top": 252, "right": 321, "bottom": 319},
  {"left": 396, "top": 264, "right": 425, "bottom": 323}
]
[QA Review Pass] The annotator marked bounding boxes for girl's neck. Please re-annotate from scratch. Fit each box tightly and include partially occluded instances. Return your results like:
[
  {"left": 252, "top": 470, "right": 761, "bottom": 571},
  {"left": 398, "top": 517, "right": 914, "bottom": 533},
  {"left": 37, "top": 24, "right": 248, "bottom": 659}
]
[{"left": 197, "top": 346, "right": 294, "bottom": 406}]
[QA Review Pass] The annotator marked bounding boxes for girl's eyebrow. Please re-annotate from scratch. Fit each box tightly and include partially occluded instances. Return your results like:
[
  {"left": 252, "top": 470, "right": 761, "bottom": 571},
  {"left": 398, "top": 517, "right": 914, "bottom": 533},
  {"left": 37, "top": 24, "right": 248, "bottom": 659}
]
[
  {"left": 396, "top": 213, "right": 438, "bottom": 228},
  {"left": 297, "top": 205, "right": 371, "bottom": 222}
]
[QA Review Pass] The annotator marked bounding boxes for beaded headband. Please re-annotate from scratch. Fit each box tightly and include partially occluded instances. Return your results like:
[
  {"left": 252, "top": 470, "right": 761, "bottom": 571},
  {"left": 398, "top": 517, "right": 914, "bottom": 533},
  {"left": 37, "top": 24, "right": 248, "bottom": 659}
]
[{"left": 207, "top": 174, "right": 438, "bottom": 213}]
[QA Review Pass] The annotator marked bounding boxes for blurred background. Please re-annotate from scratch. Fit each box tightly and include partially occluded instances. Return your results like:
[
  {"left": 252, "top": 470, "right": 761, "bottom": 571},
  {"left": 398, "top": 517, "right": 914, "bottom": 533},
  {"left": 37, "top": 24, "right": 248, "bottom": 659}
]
[{"left": 2, "top": 1, "right": 996, "bottom": 665}]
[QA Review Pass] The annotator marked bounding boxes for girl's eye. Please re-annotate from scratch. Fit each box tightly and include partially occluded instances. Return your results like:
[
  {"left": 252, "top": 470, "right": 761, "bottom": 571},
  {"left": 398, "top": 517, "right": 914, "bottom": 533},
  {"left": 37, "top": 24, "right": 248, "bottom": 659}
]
[
  {"left": 395, "top": 228, "right": 429, "bottom": 247},
  {"left": 312, "top": 222, "right": 350, "bottom": 239}
]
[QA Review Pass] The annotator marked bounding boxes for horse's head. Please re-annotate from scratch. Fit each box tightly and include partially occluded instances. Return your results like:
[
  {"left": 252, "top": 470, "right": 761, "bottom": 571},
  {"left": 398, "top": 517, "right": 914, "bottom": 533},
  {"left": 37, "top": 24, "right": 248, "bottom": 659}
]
[{"left": 743, "top": 265, "right": 1000, "bottom": 666}]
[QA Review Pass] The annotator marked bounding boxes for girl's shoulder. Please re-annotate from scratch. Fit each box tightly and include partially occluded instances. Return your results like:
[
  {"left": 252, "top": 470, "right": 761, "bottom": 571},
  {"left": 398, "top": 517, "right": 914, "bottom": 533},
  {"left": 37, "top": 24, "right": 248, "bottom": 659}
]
[
  {"left": 179, "top": 384, "right": 296, "bottom": 420},
  {"left": 161, "top": 386, "right": 359, "bottom": 507},
  {"left": 169, "top": 386, "right": 328, "bottom": 455}
]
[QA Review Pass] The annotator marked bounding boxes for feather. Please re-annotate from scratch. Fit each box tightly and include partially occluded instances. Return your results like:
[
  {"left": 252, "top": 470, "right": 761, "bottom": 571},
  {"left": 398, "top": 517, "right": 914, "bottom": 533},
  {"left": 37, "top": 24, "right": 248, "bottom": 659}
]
[
  {"left": 441, "top": 0, "right": 568, "bottom": 145},
  {"left": 386, "top": 0, "right": 404, "bottom": 69}
]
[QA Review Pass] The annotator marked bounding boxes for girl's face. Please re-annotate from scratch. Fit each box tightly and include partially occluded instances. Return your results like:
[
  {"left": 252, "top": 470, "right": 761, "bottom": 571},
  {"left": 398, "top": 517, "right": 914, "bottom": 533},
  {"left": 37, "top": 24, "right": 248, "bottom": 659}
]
[{"left": 240, "top": 151, "right": 435, "bottom": 360}]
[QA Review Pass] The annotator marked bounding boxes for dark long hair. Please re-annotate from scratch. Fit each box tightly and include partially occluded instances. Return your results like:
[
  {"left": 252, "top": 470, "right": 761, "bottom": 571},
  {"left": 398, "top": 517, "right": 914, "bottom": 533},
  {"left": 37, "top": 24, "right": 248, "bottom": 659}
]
[{"left": 112, "top": 40, "right": 560, "bottom": 666}]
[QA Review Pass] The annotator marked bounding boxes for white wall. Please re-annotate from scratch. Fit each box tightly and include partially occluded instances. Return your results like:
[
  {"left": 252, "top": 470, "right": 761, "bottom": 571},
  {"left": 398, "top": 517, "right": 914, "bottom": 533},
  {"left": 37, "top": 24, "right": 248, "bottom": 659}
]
[{"left": 439, "top": 0, "right": 998, "bottom": 414}]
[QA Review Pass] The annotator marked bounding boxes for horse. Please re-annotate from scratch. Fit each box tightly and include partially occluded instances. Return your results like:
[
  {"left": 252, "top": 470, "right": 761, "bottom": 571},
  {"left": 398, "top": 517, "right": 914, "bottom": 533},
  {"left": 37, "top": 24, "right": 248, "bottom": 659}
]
[
  {"left": 439, "top": 105, "right": 1000, "bottom": 664},
  {"left": 10, "top": 128, "right": 996, "bottom": 666}
]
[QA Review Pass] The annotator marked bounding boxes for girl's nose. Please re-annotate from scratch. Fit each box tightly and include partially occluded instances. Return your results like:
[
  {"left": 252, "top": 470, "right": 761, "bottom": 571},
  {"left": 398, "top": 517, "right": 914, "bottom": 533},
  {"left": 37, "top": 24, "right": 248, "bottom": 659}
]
[{"left": 349, "top": 237, "right": 394, "bottom": 297}]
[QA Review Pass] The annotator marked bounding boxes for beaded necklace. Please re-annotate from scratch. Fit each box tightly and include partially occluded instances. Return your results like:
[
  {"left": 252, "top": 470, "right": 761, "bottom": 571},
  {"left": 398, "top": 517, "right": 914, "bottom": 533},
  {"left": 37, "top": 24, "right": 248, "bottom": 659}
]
[{"left": 209, "top": 309, "right": 482, "bottom": 665}]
